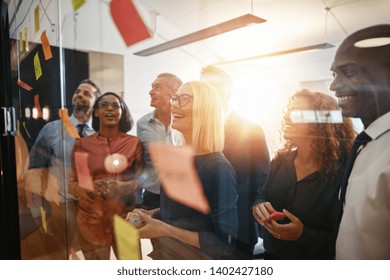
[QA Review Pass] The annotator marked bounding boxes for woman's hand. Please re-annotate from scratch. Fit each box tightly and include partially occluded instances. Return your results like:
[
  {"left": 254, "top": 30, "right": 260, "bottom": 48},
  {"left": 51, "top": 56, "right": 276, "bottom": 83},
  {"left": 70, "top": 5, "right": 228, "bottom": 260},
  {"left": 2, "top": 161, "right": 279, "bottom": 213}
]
[
  {"left": 262, "top": 209, "right": 304, "bottom": 241},
  {"left": 137, "top": 210, "right": 168, "bottom": 239},
  {"left": 252, "top": 202, "right": 276, "bottom": 225},
  {"left": 93, "top": 178, "right": 140, "bottom": 199}
]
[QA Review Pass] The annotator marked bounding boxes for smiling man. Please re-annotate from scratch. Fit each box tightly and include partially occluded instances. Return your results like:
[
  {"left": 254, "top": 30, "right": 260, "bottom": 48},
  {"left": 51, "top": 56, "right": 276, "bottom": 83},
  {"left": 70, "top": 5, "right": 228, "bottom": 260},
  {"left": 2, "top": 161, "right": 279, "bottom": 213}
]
[
  {"left": 136, "top": 73, "right": 182, "bottom": 210},
  {"left": 25, "top": 79, "right": 101, "bottom": 259},
  {"left": 330, "top": 24, "right": 390, "bottom": 259}
]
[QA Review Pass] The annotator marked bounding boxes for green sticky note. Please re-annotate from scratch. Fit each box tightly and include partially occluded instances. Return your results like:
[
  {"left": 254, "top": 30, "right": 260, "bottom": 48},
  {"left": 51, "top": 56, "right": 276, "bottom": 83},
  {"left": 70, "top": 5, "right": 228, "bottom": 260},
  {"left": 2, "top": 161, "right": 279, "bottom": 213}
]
[
  {"left": 34, "top": 52, "right": 42, "bottom": 80},
  {"left": 71, "top": 0, "right": 86, "bottom": 12},
  {"left": 113, "top": 215, "right": 141, "bottom": 260}
]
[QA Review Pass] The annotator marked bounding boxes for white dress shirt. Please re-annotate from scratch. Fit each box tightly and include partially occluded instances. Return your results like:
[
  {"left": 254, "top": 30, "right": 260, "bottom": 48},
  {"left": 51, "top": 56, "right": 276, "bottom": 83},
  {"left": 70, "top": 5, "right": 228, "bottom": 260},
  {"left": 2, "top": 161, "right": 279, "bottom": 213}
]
[{"left": 336, "top": 111, "right": 390, "bottom": 259}]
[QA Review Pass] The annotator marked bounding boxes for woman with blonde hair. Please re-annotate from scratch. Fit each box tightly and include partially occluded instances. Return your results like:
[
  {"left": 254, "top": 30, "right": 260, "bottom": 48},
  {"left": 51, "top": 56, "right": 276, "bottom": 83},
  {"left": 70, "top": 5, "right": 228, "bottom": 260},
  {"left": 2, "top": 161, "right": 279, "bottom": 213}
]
[
  {"left": 137, "top": 81, "right": 238, "bottom": 259},
  {"left": 252, "top": 89, "right": 355, "bottom": 259}
]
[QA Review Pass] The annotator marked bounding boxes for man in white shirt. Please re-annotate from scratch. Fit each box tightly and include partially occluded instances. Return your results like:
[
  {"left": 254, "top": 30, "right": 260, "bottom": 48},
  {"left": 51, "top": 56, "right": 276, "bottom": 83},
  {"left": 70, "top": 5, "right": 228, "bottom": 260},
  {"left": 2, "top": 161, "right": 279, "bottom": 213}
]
[{"left": 330, "top": 24, "right": 390, "bottom": 259}]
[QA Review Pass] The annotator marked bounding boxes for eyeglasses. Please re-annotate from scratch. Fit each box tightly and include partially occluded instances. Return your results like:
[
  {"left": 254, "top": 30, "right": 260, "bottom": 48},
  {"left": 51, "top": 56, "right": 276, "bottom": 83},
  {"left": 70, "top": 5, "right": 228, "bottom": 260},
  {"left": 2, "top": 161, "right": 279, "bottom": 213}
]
[
  {"left": 170, "top": 94, "right": 192, "bottom": 107},
  {"left": 98, "top": 101, "right": 121, "bottom": 110}
]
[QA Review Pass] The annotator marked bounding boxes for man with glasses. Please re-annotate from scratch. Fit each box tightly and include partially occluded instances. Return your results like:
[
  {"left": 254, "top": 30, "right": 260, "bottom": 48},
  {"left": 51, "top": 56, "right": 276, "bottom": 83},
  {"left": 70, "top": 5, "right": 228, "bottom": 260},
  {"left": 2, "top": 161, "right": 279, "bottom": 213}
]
[
  {"left": 25, "top": 79, "right": 101, "bottom": 259},
  {"left": 136, "top": 73, "right": 182, "bottom": 210}
]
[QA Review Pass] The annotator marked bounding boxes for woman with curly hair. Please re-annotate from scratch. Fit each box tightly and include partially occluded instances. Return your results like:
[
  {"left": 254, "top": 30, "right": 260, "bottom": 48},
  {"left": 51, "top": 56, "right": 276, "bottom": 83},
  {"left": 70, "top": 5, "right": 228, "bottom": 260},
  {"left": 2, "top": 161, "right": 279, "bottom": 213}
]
[{"left": 252, "top": 89, "right": 355, "bottom": 259}]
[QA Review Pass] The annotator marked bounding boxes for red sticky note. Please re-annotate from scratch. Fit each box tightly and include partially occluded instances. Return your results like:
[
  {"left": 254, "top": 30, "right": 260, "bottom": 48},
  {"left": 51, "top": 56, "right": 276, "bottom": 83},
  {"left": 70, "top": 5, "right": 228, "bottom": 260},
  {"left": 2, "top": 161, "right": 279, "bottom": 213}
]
[
  {"left": 149, "top": 142, "right": 210, "bottom": 214},
  {"left": 34, "top": 95, "right": 43, "bottom": 118},
  {"left": 17, "top": 79, "right": 32, "bottom": 91},
  {"left": 74, "top": 152, "right": 94, "bottom": 192},
  {"left": 110, "top": 0, "right": 151, "bottom": 46},
  {"left": 40, "top": 31, "right": 53, "bottom": 60}
]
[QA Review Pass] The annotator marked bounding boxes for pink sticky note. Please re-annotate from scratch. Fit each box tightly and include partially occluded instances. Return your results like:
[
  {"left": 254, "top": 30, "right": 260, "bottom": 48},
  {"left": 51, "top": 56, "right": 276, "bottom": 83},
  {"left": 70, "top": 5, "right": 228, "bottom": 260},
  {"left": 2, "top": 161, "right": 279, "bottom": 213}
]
[
  {"left": 74, "top": 152, "right": 94, "bottom": 191},
  {"left": 149, "top": 142, "right": 210, "bottom": 214}
]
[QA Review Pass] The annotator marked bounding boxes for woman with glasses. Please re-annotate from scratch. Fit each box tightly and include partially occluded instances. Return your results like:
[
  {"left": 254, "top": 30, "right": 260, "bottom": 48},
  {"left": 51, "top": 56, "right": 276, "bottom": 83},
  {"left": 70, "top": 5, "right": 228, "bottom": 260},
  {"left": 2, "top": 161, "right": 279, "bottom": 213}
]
[
  {"left": 252, "top": 89, "right": 355, "bottom": 259},
  {"left": 69, "top": 92, "right": 144, "bottom": 259},
  {"left": 136, "top": 81, "right": 238, "bottom": 259}
]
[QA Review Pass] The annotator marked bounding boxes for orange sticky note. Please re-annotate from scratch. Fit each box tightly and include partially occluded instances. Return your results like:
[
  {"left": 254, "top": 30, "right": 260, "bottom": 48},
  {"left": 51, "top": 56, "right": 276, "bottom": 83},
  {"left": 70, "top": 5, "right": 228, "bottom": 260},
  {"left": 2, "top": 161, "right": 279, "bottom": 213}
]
[
  {"left": 74, "top": 152, "right": 94, "bottom": 191},
  {"left": 114, "top": 215, "right": 141, "bottom": 260},
  {"left": 40, "top": 31, "right": 52, "bottom": 60},
  {"left": 17, "top": 79, "right": 32, "bottom": 91},
  {"left": 45, "top": 174, "right": 59, "bottom": 206},
  {"left": 110, "top": 0, "right": 151, "bottom": 46},
  {"left": 149, "top": 142, "right": 210, "bottom": 214},
  {"left": 33, "top": 53, "right": 42, "bottom": 80},
  {"left": 58, "top": 108, "right": 80, "bottom": 138},
  {"left": 71, "top": 0, "right": 86, "bottom": 12},
  {"left": 34, "top": 5, "right": 40, "bottom": 33}
]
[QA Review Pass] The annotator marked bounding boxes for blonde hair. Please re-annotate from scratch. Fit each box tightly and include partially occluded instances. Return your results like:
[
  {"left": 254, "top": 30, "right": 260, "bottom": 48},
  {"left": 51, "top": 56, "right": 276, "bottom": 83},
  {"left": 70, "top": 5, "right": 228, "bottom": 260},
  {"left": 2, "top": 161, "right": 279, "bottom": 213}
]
[{"left": 186, "top": 81, "right": 225, "bottom": 153}]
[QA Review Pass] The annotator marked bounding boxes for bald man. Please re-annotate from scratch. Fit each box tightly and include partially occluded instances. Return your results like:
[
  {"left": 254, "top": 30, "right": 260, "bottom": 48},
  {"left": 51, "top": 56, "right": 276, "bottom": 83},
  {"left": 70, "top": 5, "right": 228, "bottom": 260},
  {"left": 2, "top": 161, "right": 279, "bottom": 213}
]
[{"left": 330, "top": 24, "right": 390, "bottom": 259}]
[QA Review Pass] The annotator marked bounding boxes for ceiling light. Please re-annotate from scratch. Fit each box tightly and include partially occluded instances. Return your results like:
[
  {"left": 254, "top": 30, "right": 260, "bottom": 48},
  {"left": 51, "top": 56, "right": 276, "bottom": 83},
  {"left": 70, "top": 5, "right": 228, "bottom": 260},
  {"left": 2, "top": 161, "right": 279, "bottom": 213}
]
[
  {"left": 134, "top": 14, "right": 266, "bottom": 56},
  {"left": 213, "top": 43, "right": 334, "bottom": 65}
]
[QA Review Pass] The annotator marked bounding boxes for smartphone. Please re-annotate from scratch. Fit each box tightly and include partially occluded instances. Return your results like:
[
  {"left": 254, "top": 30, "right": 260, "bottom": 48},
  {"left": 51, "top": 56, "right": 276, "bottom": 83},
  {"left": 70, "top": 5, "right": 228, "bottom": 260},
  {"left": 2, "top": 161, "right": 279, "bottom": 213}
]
[{"left": 265, "top": 211, "right": 286, "bottom": 222}]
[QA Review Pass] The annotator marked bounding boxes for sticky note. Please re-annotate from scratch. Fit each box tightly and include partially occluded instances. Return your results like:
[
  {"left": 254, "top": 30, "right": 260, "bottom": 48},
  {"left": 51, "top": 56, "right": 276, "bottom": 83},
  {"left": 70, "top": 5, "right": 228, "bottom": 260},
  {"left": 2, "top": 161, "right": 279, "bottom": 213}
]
[
  {"left": 23, "top": 121, "right": 31, "bottom": 138},
  {"left": 149, "top": 142, "right": 210, "bottom": 214},
  {"left": 19, "top": 31, "right": 23, "bottom": 51},
  {"left": 34, "top": 5, "right": 40, "bottom": 33},
  {"left": 17, "top": 79, "right": 32, "bottom": 91},
  {"left": 24, "top": 27, "right": 29, "bottom": 51},
  {"left": 72, "top": 0, "right": 86, "bottom": 12},
  {"left": 33, "top": 53, "right": 42, "bottom": 80},
  {"left": 114, "top": 215, "right": 141, "bottom": 260},
  {"left": 45, "top": 174, "right": 59, "bottom": 206},
  {"left": 74, "top": 152, "right": 94, "bottom": 192},
  {"left": 110, "top": 0, "right": 151, "bottom": 46},
  {"left": 40, "top": 206, "right": 47, "bottom": 233},
  {"left": 34, "top": 95, "right": 43, "bottom": 118},
  {"left": 40, "top": 31, "right": 52, "bottom": 60},
  {"left": 58, "top": 108, "right": 80, "bottom": 138}
]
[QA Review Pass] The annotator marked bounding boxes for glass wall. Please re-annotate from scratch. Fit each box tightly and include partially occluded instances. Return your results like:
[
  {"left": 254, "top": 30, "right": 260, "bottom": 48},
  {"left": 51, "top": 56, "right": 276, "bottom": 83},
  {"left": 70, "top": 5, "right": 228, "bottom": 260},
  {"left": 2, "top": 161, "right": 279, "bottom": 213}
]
[{"left": 8, "top": 0, "right": 124, "bottom": 260}]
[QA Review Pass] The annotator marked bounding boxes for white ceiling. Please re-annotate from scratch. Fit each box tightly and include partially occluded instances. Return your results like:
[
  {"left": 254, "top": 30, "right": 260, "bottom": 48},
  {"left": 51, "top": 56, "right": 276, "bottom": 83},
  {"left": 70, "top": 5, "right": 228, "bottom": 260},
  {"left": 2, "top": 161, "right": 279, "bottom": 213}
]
[{"left": 132, "top": 0, "right": 390, "bottom": 63}]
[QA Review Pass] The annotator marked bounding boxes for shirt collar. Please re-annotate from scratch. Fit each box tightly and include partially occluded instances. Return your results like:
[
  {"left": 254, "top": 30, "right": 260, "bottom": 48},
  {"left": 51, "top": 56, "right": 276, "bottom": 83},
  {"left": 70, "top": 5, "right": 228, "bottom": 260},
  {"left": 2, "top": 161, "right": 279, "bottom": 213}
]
[
  {"left": 70, "top": 114, "right": 93, "bottom": 129},
  {"left": 365, "top": 111, "right": 390, "bottom": 140}
]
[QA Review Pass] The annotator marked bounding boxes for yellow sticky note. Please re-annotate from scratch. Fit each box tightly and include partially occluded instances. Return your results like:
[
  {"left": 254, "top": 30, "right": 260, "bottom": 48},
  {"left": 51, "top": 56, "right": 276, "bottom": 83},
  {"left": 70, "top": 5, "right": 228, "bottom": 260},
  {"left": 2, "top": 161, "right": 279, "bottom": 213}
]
[
  {"left": 34, "top": 5, "right": 40, "bottom": 33},
  {"left": 24, "top": 27, "right": 29, "bottom": 51},
  {"left": 72, "top": 0, "right": 86, "bottom": 12},
  {"left": 19, "top": 31, "right": 23, "bottom": 51},
  {"left": 23, "top": 121, "right": 31, "bottom": 138},
  {"left": 114, "top": 215, "right": 141, "bottom": 260},
  {"left": 58, "top": 108, "right": 80, "bottom": 138},
  {"left": 40, "top": 206, "right": 47, "bottom": 233},
  {"left": 34, "top": 52, "right": 42, "bottom": 80}
]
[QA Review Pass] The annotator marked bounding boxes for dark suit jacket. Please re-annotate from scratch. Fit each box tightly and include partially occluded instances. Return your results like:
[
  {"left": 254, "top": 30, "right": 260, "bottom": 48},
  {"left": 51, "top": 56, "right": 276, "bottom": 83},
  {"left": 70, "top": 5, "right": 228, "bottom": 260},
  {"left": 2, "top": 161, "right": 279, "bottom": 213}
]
[{"left": 224, "top": 112, "right": 270, "bottom": 247}]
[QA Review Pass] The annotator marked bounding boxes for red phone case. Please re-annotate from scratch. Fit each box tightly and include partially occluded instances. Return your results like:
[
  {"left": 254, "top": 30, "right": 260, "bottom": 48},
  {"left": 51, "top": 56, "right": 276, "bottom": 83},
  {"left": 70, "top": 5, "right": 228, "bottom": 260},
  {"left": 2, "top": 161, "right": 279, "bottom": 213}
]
[{"left": 266, "top": 211, "right": 286, "bottom": 222}]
